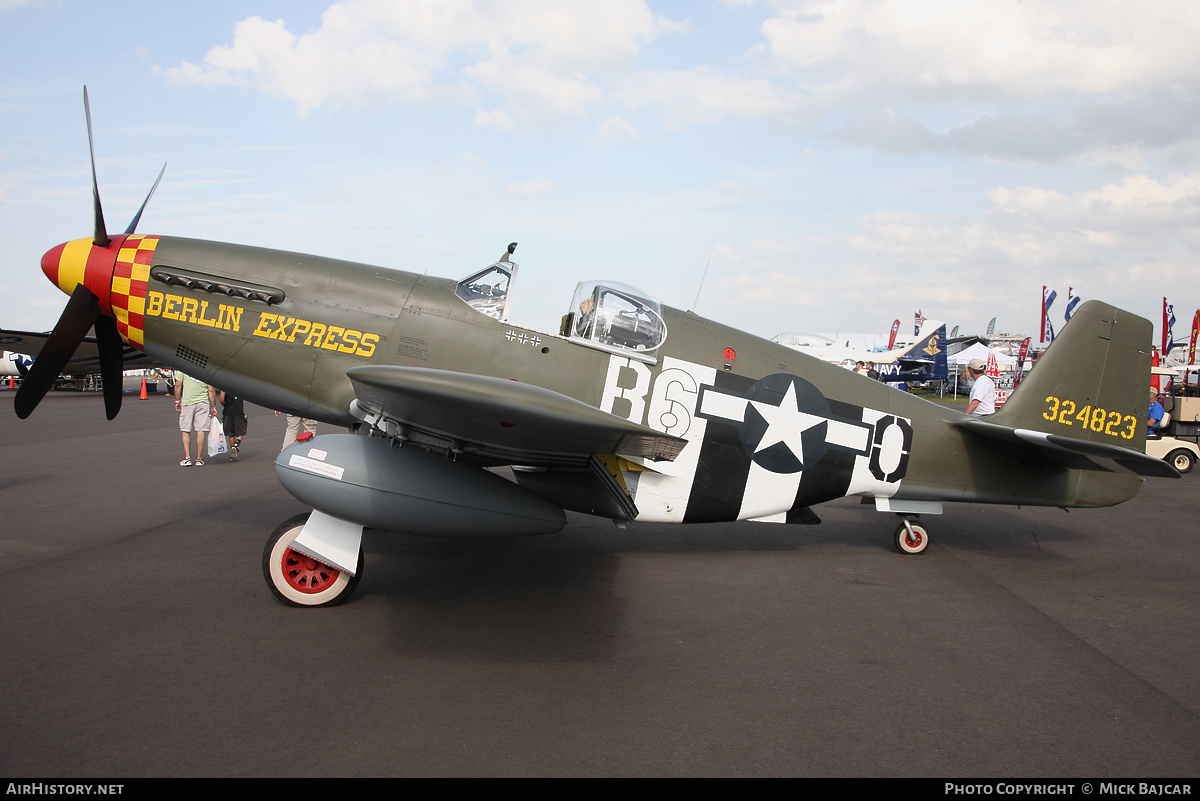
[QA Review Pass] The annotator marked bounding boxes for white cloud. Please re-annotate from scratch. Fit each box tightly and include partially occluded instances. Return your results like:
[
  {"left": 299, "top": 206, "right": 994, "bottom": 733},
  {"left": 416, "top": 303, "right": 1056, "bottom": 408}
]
[
  {"left": 760, "top": 0, "right": 1200, "bottom": 102},
  {"left": 156, "top": 13, "right": 461, "bottom": 116},
  {"left": 157, "top": 0, "right": 677, "bottom": 122},
  {"left": 465, "top": 54, "right": 602, "bottom": 120},
  {"left": 829, "top": 96, "right": 1200, "bottom": 162},
  {"left": 983, "top": 172, "right": 1200, "bottom": 255},
  {"left": 717, "top": 268, "right": 817, "bottom": 308},
  {"left": 504, "top": 178, "right": 561, "bottom": 196},
  {"left": 152, "top": 1, "right": 1200, "bottom": 161},
  {"left": 707, "top": 170, "right": 1200, "bottom": 332},
  {"left": 474, "top": 109, "right": 514, "bottom": 132},
  {"left": 616, "top": 67, "right": 801, "bottom": 126},
  {"left": 836, "top": 172, "right": 1200, "bottom": 312},
  {"left": 595, "top": 115, "right": 640, "bottom": 142},
  {"left": 715, "top": 242, "right": 741, "bottom": 262},
  {"left": 751, "top": 1, "right": 1200, "bottom": 162}
]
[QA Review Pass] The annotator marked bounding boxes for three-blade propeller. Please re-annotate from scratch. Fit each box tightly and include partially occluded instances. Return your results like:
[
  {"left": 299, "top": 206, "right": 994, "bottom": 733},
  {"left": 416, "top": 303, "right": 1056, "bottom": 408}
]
[{"left": 14, "top": 87, "right": 165, "bottom": 421}]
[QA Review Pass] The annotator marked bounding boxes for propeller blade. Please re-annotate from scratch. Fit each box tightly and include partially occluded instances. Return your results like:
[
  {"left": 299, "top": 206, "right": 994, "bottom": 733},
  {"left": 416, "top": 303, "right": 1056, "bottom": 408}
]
[
  {"left": 14, "top": 284, "right": 100, "bottom": 419},
  {"left": 83, "top": 86, "right": 110, "bottom": 248},
  {"left": 125, "top": 162, "right": 167, "bottom": 235},
  {"left": 94, "top": 314, "right": 125, "bottom": 420}
]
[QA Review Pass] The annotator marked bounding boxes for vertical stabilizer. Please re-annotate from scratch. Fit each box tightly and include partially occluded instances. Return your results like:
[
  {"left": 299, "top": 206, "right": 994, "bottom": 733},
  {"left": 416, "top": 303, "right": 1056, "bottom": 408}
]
[
  {"left": 911, "top": 323, "right": 948, "bottom": 381},
  {"left": 878, "top": 323, "right": 947, "bottom": 382},
  {"left": 991, "top": 301, "right": 1152, "bottom": 451}
]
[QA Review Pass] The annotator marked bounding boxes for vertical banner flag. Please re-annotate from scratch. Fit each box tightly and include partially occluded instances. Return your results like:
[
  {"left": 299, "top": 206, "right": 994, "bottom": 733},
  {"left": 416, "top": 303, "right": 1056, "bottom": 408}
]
[
  {"left": 1190, "top": 309, "right": 1199, "bottom": 366},
  {"left": 1041, "top": 287, "right": 1057, "bottom": 345},
  {"left": 888, "top": 320, "right": 900, "bottom": 350},
  {"left": 986, "top": 350, "right": 1000, "bottom": 378},
  {"left": 987, "top": 349, "right": 1004, "bottom": 407},
  {"left": 986, "top": 317, "right": 996, "bottom": 336},
  {"left": 1014, "top": 337, "right": 1031, "bottom": 388},
  {"left": 914, "top": 310, "right": 925, "bottom": 336},
  {"left": 950, "top": 325, "right": 959, "bottom": 339},
  {"left": 1064, "top": 287, "right": 1081, "bottom": 323},
  {"left": 1162, "top": 298, "right": 1175, "bottom": 356}
]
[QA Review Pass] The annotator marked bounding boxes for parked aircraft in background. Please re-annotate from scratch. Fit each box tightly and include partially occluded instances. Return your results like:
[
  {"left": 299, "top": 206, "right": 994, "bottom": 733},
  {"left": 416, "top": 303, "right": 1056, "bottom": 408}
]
[
  {"left": 13, "top": 88, "right": 1178, "bottom": 608},
  {"left": 0, "top": 329, "right": 157, "bottom": 381},
  {"left": 776, "top": 324, "right": 928, "bottom": 355},
  {"left": 773, "top": 319, "right": 949, "bottom": 383},
  {"left": 1, "top": 348, "right": 32, "bottom": 378}
]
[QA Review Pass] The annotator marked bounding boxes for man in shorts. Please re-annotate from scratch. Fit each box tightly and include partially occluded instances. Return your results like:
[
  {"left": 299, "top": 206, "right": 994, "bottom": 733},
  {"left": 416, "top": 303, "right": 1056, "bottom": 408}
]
[{"left": 174, "top": 370, "right": 217, "bottom": 465}]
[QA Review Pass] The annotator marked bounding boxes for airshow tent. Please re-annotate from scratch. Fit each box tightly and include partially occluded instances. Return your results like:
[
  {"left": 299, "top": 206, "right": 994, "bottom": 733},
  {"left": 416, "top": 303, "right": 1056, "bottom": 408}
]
[
  {"left": 950, "top": 342, "right": 1017, "bottom": 367},
  {"left": 949, "top": 343, "right": 1020, "bottom": 400}
]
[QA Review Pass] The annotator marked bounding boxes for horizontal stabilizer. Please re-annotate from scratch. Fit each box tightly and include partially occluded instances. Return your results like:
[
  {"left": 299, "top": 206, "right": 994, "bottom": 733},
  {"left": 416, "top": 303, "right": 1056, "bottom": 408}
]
[
  {"left": 347, "top": 365, "right": 686, "bottom": 464},
  {"left": 956, "top": 418, "right": 1179, "bottom": 478}
]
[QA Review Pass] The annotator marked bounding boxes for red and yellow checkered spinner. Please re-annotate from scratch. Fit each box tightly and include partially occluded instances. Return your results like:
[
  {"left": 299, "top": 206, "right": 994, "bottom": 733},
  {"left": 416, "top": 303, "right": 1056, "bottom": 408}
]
[{"left": 41, "top": 234, "right": 158, "bottom": 350}]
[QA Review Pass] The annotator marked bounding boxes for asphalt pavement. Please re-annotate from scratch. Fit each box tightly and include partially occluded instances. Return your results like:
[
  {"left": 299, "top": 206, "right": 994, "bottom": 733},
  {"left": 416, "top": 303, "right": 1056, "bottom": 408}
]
[{"left": 1, "top": 387, "right": 1198, "bottom": 777}]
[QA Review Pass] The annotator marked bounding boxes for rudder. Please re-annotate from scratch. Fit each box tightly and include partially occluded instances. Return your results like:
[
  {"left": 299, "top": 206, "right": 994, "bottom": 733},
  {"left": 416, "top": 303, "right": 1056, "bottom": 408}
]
[
  {"left": 920, "top": 324, "right": 949, "bottom": 381},
  {"left": 991, "top": 301, "right": 1153, "bottom": 452}
]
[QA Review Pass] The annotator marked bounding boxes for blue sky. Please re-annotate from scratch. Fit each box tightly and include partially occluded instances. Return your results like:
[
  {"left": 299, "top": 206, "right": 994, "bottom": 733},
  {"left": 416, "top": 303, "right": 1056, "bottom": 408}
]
[{"left": 4, "top": 0, "right": 1200, "bottom": 344}]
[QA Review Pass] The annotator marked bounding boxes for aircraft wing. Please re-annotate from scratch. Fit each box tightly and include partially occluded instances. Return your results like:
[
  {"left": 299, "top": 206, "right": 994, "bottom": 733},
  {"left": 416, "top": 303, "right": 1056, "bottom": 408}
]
[
  {"left": 0, "top": 328, "right": 163, "bottom": 375},
  {"left": 955, "top": 418, "right": 1178, "bottom": 478},
  {"left": 347, "top": 365, "right": 687, "bottom": 466}
]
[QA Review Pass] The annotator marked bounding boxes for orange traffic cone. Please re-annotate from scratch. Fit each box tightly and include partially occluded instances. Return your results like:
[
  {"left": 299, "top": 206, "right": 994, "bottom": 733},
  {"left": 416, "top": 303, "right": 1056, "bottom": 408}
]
[
  {"left": 7, "top": 377, "right": 13, "bottom": 389},
  {"left": 139, "top": 379, "right": 148, "bottom": 400}
]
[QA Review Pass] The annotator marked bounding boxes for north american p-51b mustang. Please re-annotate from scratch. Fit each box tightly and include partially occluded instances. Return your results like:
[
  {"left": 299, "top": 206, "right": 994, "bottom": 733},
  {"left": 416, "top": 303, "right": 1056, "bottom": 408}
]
[{"left": 14, "top": 90, "right": 1177, "bottom": 607}]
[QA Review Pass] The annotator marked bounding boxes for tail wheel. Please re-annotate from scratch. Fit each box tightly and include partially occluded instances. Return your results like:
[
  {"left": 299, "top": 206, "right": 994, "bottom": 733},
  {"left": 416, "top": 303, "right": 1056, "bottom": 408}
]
[
  {"left": 1167, "top": 449, "right": 1194, "bottom": 474},
  {"left": 263, "top": 512, "right": 364, "bottom": 607},
  {"left": 894, "top": 521, "right": 929, "bottom": 555}
]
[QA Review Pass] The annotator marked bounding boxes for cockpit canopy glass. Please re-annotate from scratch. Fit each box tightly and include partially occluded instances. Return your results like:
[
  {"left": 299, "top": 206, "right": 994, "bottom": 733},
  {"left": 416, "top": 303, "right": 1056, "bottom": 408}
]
[
  {"left": 567, "top": 281, "right": 667, "bottom": 354},
  {"left": 456, "top": 261, "right": 516, "bottom": 321}
]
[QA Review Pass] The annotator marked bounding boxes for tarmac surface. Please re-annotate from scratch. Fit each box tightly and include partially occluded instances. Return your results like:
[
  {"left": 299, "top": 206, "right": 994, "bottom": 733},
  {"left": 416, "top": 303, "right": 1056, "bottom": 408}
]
[{"left": 1, "top": 387, "right": 1198, "bottom": 777}]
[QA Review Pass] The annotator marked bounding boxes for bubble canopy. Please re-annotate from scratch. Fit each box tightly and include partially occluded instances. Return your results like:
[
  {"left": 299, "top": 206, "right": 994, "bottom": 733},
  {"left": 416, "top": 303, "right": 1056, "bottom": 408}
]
[
  {"left": 567, "top": 281, "right": 667, "bottom": 356},
  {"left": 455, "top": 260, "right": 515, "bottom": 321}
]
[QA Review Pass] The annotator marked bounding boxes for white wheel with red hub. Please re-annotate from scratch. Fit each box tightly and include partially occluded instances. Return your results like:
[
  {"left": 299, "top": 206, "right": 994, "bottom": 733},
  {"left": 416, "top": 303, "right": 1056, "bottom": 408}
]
[
  {"left": 893, "top": 520, "right": 929, "bottom": 555},
  {"left": 263, "top": 513, "right": 363, "bottom": 607}
]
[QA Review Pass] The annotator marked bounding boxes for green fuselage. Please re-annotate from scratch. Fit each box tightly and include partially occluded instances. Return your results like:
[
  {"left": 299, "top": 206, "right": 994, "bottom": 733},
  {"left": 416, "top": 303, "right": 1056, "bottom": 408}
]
[{"left": 138, "top": 236, "right": 1144, "bottom": 518}]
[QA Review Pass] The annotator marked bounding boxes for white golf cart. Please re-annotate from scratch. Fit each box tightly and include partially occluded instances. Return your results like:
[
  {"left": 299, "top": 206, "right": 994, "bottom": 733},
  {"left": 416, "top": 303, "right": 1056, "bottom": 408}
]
[{"left": 1147, "top": 366, "right": 1200, "bottom": 474}]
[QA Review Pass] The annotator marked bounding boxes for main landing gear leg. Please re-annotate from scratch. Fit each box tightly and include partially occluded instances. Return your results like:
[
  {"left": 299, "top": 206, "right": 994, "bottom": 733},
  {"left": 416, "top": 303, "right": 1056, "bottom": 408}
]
[
  {"left": 893, "top": 516, "right": 929, "bottom": 555},
  {"left": 263, "top": 512, "right": 365, "bottom": 607}
]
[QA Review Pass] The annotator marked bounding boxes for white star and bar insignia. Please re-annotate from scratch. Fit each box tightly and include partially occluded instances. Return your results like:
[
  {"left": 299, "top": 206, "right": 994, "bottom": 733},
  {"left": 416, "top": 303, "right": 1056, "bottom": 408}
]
[{"left": 696, "top": 376, "right": 873, "bottom": 473}]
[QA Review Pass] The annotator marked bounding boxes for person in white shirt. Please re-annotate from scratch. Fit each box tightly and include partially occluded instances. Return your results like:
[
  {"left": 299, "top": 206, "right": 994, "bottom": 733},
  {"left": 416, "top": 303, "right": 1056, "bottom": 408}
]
[{"left": 965, "top": 358, "right": 996, "bottom": 416}]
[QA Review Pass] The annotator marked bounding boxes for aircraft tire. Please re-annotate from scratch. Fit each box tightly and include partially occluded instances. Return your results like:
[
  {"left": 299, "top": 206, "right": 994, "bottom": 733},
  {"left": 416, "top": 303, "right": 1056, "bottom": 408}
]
[
  {"left": 894, "top": 521, "right": 929, "bottom": 555},
  {"left": 263, "top": 512, "right": 363, "bottom": 607},
  {"left": 1167, "top": 449, "right": 1194, "bottom": 474}
]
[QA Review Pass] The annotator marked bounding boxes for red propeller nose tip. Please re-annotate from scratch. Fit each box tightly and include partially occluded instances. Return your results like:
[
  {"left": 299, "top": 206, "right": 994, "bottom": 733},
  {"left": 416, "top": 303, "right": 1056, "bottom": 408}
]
[
  {"left": 41, "top": 242, "right": 68, "bottom": 286},
  {"left": 38, "top": 236, "right": 125, "bottom": 312}
]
